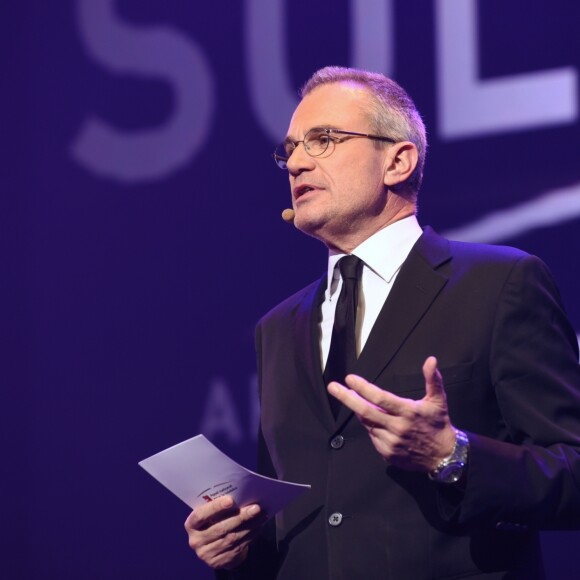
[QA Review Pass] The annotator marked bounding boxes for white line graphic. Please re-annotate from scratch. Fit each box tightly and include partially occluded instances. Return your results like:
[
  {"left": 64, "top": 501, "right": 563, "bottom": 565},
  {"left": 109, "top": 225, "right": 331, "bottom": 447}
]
[{"left": 442, "top": 182, "right": 580, "bottom": 243}]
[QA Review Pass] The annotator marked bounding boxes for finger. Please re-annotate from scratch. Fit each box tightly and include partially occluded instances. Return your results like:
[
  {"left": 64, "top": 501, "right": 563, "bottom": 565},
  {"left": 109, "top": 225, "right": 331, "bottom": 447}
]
[
  {"left": 343, "top": 374, "right": 404, "bottom": 414},
  {"left": 187, "top": 504, "right": 264, "bottom": 554},
  {"left": 327, "top": 379, "right": 399, "bottom": 429},
  {"left": 327, "top": 380, "right": 376, "bottom": 416},
  {"left": 206, "top": 543, "right": 249, "bottom": 571},
  {"left": 185, "top": 496, "right": 235, "bottom": 531},
  {"left": 422, "top": 356, "right": 445, "bottom": 401},
  {"left": 202, "top": 504, "right": 263, "bottom": 544},
  {"left": 204, "top": 520, "right": 268, "bottom": 570},
  {"left": 186, "top": 496, "right": 257, "bottom": 531},
  {"left": 194, "top": 523, "right": 255, "bottom": 569}
]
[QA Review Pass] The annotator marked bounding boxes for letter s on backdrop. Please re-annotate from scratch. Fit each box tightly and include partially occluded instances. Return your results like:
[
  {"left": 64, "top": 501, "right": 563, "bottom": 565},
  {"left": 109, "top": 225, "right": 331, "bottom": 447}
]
[{"left": 71, "top": 0, "right": 215, "bottom": 183}]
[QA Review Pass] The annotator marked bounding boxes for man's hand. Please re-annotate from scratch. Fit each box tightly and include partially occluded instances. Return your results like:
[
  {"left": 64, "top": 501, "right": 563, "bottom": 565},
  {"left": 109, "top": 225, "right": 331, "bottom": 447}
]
[
  {"left": 327, "top": 356, "right": 456, "bottom": 472},
  {"left": 184, "top": 495, "right": 265, "bottom": 570}
]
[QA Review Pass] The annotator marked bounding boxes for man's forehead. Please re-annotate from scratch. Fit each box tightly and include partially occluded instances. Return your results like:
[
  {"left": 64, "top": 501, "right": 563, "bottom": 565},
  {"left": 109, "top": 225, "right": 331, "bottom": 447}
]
[{"left": 286, "top": 82, "right": 371, "bottom": 139}]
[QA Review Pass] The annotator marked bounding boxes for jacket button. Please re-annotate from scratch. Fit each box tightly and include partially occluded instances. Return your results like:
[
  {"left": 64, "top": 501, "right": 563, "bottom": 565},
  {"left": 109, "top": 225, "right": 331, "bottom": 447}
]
[
  {"left": 328, "top": 512, "right": 343, "bottom": 527},
  {"left": 330, "top": 435, "right": 344, "bottom": 449}
]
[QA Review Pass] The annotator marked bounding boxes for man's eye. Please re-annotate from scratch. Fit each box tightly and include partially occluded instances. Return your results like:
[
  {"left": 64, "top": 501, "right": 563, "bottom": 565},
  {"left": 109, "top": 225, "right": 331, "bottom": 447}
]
[
  {"left": 284, "top": 144, "right": 295, "bottom": 157},
  {"left": 310, "top": 132, "right": 331, "bottom": 146}
]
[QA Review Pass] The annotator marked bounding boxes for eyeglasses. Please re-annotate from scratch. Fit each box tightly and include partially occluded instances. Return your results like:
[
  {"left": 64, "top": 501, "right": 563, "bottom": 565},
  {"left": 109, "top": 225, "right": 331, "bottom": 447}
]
[{"left": 273, "top": 127, "right": 396, "bottom": 170}]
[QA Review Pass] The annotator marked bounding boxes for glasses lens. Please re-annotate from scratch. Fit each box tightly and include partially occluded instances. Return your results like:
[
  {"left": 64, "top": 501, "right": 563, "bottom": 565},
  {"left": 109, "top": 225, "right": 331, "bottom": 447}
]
[
  {"left": 304, "top": 128, "right": 331, "bottom": 157},
  {"left": 273, "top": 145, "right": 289, "bottom": 170}
]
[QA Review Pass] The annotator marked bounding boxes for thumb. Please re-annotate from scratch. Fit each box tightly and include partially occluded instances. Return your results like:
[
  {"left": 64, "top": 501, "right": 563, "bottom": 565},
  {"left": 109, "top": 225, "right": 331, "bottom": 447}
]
[{"left": 422, "top": 356, "right": 445, "bottom": 401}]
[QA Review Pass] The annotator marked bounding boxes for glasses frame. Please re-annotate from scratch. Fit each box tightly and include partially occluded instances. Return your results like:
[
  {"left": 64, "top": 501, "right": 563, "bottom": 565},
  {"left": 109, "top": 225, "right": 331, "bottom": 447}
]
[{"left": 273, "top": 127, "right": 396, "bottom": 170}]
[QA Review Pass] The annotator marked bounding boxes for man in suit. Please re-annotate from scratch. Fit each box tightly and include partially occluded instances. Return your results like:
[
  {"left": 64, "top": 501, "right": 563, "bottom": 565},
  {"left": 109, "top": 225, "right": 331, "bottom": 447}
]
[{"left": 185, "top": 67, "right": 580, "bottom": 579}]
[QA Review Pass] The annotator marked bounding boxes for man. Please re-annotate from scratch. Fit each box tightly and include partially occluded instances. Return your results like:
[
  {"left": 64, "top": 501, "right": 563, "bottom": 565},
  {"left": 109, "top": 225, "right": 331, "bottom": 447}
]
[{"left": 185, "top": 67, "right": 580, "bottom": 579}]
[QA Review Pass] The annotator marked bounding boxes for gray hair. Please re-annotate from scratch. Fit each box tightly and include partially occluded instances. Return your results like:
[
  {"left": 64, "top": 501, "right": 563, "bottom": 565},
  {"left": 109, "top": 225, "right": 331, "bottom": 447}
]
[{"left": 300, "top": 66, "right": 427, "bottom": 195}]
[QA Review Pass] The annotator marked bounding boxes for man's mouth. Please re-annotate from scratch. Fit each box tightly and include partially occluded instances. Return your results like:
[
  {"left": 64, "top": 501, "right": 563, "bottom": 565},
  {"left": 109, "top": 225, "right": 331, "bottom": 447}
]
[{"left": 294, "top": 184, "right": 317, "bottom": 199}]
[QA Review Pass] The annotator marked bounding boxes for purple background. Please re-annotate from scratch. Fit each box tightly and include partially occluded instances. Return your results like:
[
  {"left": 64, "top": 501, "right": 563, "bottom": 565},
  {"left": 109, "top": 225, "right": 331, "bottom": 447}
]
[{"left": 3, "top": 1, "right": 580, "bottom": 578}]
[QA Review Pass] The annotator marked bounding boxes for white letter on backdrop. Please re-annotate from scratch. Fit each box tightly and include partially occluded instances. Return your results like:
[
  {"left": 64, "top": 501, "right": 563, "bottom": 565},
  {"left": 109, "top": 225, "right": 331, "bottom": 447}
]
[
  {"left": 71, "top": 0, "right": 214, "bottom": 183},
  {"left": 198, "top": 378, "right": 244, "bottom": 445},
  {"left": 436, "top": 0, "right": 577, "bottom": 139}
]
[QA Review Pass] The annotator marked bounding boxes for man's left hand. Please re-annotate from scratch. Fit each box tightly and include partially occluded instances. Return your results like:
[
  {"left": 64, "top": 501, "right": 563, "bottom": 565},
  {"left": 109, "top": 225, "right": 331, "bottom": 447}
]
[{"left": 327, "top": 356, "right": 456, "bottom": 472}]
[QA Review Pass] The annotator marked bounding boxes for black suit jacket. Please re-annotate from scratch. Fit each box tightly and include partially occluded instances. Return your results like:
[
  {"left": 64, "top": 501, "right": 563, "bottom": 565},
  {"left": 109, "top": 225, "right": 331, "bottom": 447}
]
[{"left": 228, "top": 228, "right": 580, "bottom": 580}]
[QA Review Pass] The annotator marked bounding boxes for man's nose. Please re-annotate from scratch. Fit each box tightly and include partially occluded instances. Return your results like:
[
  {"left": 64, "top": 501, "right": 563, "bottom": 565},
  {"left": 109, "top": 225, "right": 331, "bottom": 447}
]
[{"left": 286, "top": 142, "right": 315, "bottom": 175}]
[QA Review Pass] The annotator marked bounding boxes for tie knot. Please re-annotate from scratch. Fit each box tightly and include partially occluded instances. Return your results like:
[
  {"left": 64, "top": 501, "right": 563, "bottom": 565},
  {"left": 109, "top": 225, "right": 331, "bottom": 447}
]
[{"left": 339, "top": 255, "right": 362, "bottom": 280}]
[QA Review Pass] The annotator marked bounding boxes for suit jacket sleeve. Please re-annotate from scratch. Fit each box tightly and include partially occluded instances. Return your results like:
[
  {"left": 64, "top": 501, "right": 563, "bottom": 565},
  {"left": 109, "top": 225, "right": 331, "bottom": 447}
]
[{"left": 441, "top": 254, "right": 580, "bottom": 530}]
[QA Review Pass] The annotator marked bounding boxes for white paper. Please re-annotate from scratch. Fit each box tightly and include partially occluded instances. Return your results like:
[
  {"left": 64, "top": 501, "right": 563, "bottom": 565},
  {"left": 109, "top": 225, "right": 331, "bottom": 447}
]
[{"left": 139, "top": 434, "right": 310, "bottom": 516}]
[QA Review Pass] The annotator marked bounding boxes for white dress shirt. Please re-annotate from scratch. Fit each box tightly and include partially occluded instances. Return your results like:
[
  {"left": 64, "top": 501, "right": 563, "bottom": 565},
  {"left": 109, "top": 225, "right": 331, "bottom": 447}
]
[{"left": 320, "top": 215, "right": 423, "bottom": 370}]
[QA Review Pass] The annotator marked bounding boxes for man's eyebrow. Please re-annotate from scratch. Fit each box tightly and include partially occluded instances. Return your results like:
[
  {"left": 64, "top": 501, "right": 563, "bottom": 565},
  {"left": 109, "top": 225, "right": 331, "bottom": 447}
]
[{"left": 284, "top": 125, "right": 336, "bottom": 144}]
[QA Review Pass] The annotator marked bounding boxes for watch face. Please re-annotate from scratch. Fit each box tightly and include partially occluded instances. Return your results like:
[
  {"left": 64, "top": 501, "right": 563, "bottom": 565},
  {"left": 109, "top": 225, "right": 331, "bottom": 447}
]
[{"left": 439, "top": 462, "right": 465, "bottom": 484}]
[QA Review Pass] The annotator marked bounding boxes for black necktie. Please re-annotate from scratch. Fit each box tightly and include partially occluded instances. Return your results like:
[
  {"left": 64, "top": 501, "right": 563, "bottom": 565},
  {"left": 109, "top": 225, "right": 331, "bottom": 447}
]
[{"left": 324, "top": 255, "right": 363, "bottom": 417}]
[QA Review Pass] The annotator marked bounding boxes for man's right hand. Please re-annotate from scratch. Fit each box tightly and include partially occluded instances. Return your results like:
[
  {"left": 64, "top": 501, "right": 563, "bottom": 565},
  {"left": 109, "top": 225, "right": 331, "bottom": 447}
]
[{"left": 184, "top": 496, "right": 265, "bottom": 570}]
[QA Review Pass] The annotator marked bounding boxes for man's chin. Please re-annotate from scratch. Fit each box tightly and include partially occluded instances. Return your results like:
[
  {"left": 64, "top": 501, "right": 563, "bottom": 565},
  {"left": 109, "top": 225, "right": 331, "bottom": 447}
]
[{"left": 293, "top": 212, "right": 325, "bottom": 237}]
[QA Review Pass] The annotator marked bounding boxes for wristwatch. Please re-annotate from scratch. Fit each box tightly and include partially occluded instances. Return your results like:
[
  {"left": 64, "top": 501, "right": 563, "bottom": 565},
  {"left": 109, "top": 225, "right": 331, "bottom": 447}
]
[{"left": 428, "top": 428, "right": 470, "bottom": 484}]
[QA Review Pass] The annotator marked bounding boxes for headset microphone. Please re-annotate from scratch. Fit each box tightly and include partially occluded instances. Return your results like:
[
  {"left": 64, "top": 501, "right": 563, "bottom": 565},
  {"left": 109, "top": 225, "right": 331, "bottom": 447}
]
[{"left": 281, "top": 208, "right": 295, "bottom": 223}]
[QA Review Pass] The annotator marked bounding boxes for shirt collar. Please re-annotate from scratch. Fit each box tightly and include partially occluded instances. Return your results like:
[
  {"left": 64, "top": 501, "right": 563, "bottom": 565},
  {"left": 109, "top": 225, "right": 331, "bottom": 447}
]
[{"left": 326, "top": 215, "right": 423, "bottom": 297}]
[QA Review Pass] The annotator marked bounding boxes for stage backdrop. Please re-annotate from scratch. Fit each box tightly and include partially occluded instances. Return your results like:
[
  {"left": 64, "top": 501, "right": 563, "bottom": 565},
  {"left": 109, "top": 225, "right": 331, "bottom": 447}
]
[{"left": 3, "top": 1, "right": 580, "bottom": 578}]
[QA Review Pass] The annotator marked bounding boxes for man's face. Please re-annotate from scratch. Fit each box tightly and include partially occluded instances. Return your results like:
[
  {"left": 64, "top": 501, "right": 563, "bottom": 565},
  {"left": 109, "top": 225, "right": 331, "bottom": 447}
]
[{"left": 285, "top": 82, "right": 395, "bottom": 251}]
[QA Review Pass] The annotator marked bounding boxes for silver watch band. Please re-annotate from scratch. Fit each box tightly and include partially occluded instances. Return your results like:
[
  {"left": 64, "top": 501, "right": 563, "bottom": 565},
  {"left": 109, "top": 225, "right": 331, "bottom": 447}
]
[{"left": 428, "top": 427, "right": 470, "bottom": 484}]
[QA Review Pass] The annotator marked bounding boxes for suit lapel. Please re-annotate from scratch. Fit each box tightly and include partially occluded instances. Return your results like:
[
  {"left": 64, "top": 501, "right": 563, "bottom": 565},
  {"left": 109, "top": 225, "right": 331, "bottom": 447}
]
[{"left": 292, "top": 274, "right": 337, "bottom": 430}]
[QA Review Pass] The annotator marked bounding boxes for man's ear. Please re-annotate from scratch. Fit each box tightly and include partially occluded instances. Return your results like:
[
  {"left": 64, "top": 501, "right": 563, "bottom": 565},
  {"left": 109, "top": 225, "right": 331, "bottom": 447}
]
[{"left": 383, "top": 141, "right": 418, "bottom": 188}]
